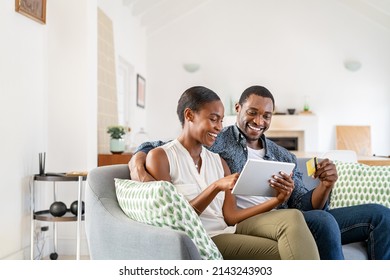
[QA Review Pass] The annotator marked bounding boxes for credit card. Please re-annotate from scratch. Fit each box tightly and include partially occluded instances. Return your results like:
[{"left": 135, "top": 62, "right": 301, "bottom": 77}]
[{"left": 306, "top": 157, "right": 318, "bottom": 177}]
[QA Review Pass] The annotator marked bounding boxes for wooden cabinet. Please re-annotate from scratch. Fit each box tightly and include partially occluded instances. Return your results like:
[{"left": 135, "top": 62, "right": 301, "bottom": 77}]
[{"left": 98, "top": 153, "right": 132, "bottom": 166}]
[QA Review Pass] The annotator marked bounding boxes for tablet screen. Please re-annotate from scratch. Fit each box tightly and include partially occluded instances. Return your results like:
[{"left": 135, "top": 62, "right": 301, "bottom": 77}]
[{"left": 231, "top": 159, "right": 295, "bottom": 196}]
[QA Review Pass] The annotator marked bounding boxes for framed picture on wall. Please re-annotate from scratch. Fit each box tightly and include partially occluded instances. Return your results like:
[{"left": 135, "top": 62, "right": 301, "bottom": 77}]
[
  {"left": 15, "top": 0, "right": 47, "bottom": 24},
  {"left": 136, "top": 74, "right": 146, "bottom": 108}
]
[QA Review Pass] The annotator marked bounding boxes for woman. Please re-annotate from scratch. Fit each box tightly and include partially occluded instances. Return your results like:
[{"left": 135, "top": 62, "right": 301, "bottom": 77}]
[{"left": 145, "top": 86, "right": 319, "bottom": 260}]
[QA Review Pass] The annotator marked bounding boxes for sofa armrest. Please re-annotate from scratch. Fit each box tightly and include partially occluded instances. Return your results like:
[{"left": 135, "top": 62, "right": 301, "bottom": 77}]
[{"left": 85, "top": 164, "right": 201, "bottom": 260}]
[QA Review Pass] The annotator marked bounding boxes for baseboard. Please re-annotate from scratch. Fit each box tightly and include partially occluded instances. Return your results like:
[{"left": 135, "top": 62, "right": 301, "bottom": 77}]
[
  {"left": 2, "top": 238, "right": 90, "bottom": 260},
  {"left": 1, "top": 247, "right": 29, "bottom": 260},
  {"left": 41, "top": 237, "right": 90, "bottom": 259}
]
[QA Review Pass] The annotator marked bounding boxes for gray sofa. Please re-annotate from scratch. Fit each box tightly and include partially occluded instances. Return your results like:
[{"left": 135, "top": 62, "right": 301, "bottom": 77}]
[
  {"left": 296, "top": 158, "right": 367, "bottom": 260},
  {"left": 85, "top": 164, "right": 201, "bottom": 260},
  {"left": 85, "top": 159, "right": 367, "bottom": 260}
]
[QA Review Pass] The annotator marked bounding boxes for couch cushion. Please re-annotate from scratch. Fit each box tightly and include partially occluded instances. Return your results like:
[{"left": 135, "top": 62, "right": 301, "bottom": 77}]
[
  {"left": 342, "top": 242, "right": 368, "bottom": 260},
  {"left": 114, "top": 179, "right": 223, "bottom": 260},
  {"left": 329, "top": 162, "right": 390, "bottom": 209}
]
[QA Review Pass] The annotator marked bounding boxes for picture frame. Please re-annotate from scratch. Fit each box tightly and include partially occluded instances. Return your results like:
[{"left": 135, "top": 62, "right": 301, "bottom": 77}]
[
  {"left": 136, "top": 74, "right": 146, "bottom": 108},
  {"left": 15, "top": 0, "right": 46, "bottom": 24}
]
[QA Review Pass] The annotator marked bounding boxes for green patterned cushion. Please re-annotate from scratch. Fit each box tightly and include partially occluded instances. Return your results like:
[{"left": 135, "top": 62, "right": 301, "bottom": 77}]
[
  {"left": 114, "top": 179, "right": 223, "bottom": 260},
  {"left": 329, "top": 162, "right": 390, "bottom": 209}
]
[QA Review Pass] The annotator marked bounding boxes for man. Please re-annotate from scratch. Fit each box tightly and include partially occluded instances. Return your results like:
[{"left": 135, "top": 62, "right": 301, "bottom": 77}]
[{"left": 129, "top": 85, "right": 390, "bottom": 260}]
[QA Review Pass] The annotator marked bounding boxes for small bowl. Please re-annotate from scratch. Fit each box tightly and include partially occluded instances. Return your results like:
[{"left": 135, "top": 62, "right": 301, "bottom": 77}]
[{"left": 287, "top": 108, "right": 296, "bottom": 115}]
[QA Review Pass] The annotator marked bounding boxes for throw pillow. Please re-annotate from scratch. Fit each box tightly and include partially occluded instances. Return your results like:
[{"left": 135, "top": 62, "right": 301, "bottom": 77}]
[
  {"left": 114, "top": 178, "right": 223, "bottom": 260},
  {"left": 329, "top": 162, "right": 390, "bottom": 209}
]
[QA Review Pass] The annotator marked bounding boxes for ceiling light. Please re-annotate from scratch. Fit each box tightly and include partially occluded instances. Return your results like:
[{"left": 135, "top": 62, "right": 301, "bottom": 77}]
[
  {"left": 344, "top": 60, "right": 362, "bottom": 72},
  {"left": 183, "top": 63, "right": 200, "bottom": 73}
]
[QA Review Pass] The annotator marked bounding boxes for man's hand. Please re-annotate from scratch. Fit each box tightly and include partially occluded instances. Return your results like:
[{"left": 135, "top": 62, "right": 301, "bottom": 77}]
[
  {"left": 128, "top": 152, "right": 155, "bottom": 182},
  {"left": 270, "top": 171, "right": 294, "bottom": 203},
  {"left": 314, "top": 158, "right": 338, "bottom": 189},
  {"left": 311, "top": 158, "right": 338, "bottom": 209}
]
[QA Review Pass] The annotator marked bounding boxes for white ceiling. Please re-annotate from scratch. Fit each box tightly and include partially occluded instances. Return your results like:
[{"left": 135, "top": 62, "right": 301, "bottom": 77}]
[
  {"left": 339, "top": 0, "right": 390, "bottom": 30},
  {"left": 122, "top": 0, "right": 209, "bottom": 34},
  {"left": 122, "top": 0, "right": 390, "bottom": 35}
]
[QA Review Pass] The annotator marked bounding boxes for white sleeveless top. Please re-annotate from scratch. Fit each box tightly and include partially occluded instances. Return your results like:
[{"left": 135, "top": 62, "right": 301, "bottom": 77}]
[{"left": 161, "top": 139, "right": 236, "bottom": 237}]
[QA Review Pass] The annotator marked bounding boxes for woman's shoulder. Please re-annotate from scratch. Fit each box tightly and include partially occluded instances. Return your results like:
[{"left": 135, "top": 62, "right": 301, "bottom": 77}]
[
  {"left": 146, "top": 142, "right": 170, "bottom": 164},
  {"left": 145, "top": 145, "right": 170, "bottom": 181},
  {"left": 158, "top": 138, "right": 179, "bottom": 151},
  {"left": 147, "top": 146, "right": 167, "bottom": 163},
  {"left": 148, "top": 146, "right": 165, "bottom": 154}
]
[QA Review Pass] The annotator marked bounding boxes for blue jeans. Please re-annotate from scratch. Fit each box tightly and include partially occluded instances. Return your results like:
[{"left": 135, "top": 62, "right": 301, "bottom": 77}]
[{"left": 302, "top": 204, "right": 390, "bottom": 260}]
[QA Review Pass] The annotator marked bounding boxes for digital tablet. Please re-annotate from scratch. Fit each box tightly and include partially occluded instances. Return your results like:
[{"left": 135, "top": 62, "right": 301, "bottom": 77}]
[{"left": 231, "top": 159, "right": 295, "bottom": 196}]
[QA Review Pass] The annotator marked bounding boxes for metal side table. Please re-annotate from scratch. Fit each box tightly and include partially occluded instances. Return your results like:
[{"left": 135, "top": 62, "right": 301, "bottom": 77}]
[{"left": 31, "top": 173, "right": 87, "bottom": 260}]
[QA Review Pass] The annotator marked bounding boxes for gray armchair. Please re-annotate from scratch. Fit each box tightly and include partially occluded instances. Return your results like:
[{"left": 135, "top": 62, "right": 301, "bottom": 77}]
[{"left": 85, "top": 164, "right": 201, "bottom": 260}]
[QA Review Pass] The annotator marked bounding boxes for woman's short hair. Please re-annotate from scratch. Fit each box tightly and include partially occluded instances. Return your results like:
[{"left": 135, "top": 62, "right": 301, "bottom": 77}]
[{"left": 177, "top": 86, "right": 220, "bottom": 126}]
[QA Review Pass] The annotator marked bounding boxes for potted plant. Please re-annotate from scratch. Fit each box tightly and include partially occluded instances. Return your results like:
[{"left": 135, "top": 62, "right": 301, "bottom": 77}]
[{"left": 107, "top": 125, "right": 127, "bottom": 154}]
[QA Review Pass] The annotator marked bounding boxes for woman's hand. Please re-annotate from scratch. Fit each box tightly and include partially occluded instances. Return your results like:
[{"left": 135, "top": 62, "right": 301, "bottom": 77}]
[
  {"left": 269, "top": 171, "right": 294, "bottom": 203},
  {"left": 214, "top": 173, "right": 239, "bottom": 192}
]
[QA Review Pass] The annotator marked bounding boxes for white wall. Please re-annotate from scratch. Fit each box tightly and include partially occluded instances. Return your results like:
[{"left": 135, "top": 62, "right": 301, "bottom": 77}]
[
  {"left": 0, "top": 0, "right": 148, "bottom": 260},
  {"left": 0, "top": 0, "right": 47, "bottom": 259},
  {"left": 47, "top": 0, "right": 97, "bottom": 172},
  {"left": 44, "top": 0, "right": 97, "bottom": 257},
  {"left": 98, "top": 0, "right": 148, "bottom": 145},
  {"left": 0, "top": 0, "right": 98, "bottom": 259},
  {"left": 145, "top": 0, "right": 390, "bottom": 154}
]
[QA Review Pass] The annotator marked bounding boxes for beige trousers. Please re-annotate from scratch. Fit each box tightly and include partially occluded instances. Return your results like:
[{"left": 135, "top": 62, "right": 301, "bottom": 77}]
[{"left": 212, "top": 209, "right": 320, "bottom": 260}]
